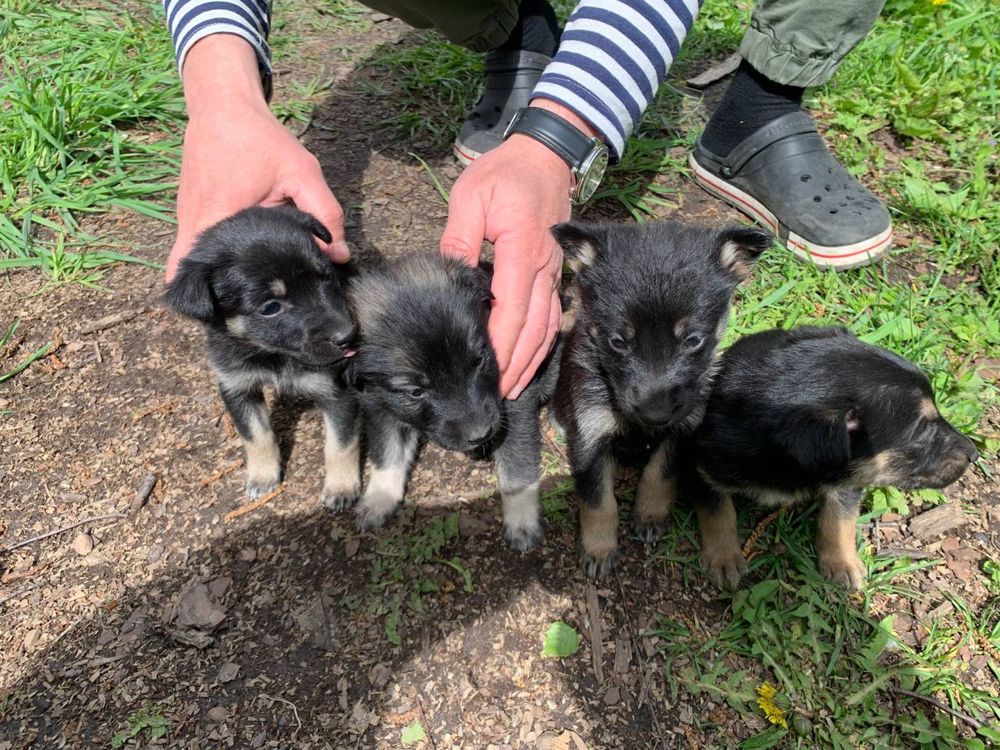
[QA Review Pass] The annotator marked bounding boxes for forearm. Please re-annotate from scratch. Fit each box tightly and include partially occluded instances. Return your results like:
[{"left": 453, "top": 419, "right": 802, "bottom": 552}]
[
  {"left": 533, "top": 0, "right": 702, "bottom": 160},
  {"left": 163, "top": 0, "right": 273, "bottom": 99}
]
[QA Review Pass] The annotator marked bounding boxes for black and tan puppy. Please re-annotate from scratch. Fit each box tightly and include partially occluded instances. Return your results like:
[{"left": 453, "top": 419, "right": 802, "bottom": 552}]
[
  {"left": 551, "top": 220, "right": 771, "bottom": 578},
  {"left": 345, "top": 254, "right": 556, "bottom": 550},
  {"left": 683, "top": 326, "right": 978, "bottom": 589},
  {"left": 164, "top": 206, "right": 361, "bottom": 508}
]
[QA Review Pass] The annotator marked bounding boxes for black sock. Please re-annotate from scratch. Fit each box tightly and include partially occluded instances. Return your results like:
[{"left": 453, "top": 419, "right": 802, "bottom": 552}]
[
  {"left": 700, "top": 60, "right": 804, "bottom": 156},
  {"left": 496, "top": 0, "right": 560, "bottom": 57}
]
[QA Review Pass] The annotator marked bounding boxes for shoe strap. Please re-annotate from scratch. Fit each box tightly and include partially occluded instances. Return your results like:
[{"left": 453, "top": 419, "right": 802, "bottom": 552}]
[{"left": 722, "top": 111, "right": 818, "bottom": 178}]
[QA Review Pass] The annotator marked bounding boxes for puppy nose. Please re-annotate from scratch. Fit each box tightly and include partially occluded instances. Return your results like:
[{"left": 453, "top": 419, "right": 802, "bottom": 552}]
[
  {"left": 332, "top": 323, "right": 357, "bottom": 348},
  {"left": 635, "top": 387, "right": 677, "bottom": 425},
  {"left": 960, "top": 437, "right": 979, "bottom": 463},
  {"left": 463, "top": 423, "right": 494, "bottom": 446}
]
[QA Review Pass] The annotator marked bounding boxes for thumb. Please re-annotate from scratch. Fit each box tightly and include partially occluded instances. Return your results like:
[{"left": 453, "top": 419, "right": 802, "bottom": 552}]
[
  {"left": 439, "top": 187, "right": 486, "bottom": 266},
  {"left": 289, "top": 173, "right": 350, "bottom": 263}
]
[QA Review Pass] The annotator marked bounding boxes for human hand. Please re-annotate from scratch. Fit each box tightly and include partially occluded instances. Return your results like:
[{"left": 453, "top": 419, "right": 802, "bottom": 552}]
[
  {"left": 440, "top": 135, "right": 569, "bottom": 398},
  {"left": 166, "top": 36, "right": 348, "bottom": 281}
]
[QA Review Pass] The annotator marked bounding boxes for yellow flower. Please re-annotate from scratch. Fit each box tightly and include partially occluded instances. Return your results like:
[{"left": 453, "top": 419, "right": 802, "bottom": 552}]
[
  {"left": 931, "top": 0, "right": 947, "bottom": 5},
  {"left": 756, "top": 682, "right": 789, "bottom": 729}
]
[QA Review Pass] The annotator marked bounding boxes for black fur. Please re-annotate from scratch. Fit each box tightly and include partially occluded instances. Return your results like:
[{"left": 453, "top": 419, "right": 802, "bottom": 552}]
[
  {"left": 347, "top": 254, "right": 558, "bottom": 550},
  {"left": 551, "top": 220, "right": 770, "bottom": 578},
  {"left": 683, "top": 326, "right": 978, "bottom": 588},
  {"left": 164, "top": 206, "right": 361, "bottom": 506}
]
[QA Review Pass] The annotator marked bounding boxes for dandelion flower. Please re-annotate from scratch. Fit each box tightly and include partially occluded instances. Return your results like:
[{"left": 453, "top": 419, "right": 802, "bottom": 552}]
[
  {"left": 931, "top": 0, "right": 947, "bottom": 5},
  {"left": 756, "top": 682, "right": 789, "bottom": 729}
]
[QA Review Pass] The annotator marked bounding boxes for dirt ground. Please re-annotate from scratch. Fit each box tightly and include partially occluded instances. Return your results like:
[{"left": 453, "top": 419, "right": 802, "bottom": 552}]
[{"left": 1, "top": 11, "right": 998, "bottom": 750}]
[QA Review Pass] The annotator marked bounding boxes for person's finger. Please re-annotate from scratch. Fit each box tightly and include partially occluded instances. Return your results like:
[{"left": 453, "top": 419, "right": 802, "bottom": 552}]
[
  {"left": 286, "top": 157, "right": 350, "bottom": 263},
  {"left": 509, "top": 289, "right": 561, "bottom": 399},
  {"left": 439, "top": 184, "right": 486, "bottom": 266},
  {"left": 165, "top": 225, "right": 199, "bottom": 282},
  {"left": 497, "top": 265, "right": 553, "bottom": 397}
]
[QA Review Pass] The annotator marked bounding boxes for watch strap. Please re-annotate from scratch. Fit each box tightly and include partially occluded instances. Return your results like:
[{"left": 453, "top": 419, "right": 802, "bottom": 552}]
[{"left": 503, "top": 107, "right": 594, "bottom": 169}]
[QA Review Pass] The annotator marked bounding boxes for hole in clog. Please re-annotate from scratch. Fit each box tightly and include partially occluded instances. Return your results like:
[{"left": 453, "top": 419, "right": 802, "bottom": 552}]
[
  {"left": 813, "top": 196, "right": 822, "bottom": 202},
  {"left": 494, "top": 106, "right": 502, "bottom": 113},
  {"left": 825, "top": 185, "right": 832, "bottom": 192},
  {"left": 801, "top": 174, "right": 811, "bottom": 182},
  {"left": 829, "top": 209, "right": 838, "bottom": 214}
]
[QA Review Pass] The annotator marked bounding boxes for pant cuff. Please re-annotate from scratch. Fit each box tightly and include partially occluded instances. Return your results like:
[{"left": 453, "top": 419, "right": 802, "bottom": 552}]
[
  {"left": 739, "top": 21, "right": 843, "bottom": 88},
  {"left": 450, "top": 4, "right": 518, "bottom": 52}
]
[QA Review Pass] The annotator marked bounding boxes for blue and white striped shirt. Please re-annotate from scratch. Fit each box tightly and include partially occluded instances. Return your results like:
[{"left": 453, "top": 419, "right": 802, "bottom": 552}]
[{"left": 163, "top": 0, "right": 701, "bottom": 159}]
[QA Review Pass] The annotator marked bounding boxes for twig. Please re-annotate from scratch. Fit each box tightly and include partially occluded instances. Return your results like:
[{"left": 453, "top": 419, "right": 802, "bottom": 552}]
[
  {"left": 132, "top": 397, "right": 181, "bottom": 422},
  {"left": 78, "top": 308, "right": 148, "bottom": 335},
  {"left": 613, "top": 567, "right": 665, "bottom": 739},
  {"left": 224, "top": 486, "right": 284, "bottom": 522},
  {"left": 0, "top": 582, "right": 45, "bottom": 608},
  {"left": 291, "top": 104, "right": 318, "bottom": 138},
  {"left": 1, "top": 562, "right": 51, "bottom": 584},
  {"left": 200, "top": 460, "right": 242, "bottom": 488},
  {"left": 257, "top": 693, "right": 302, "bottom": 739},
  {"left": 585, "top": 582, "right": 605, "bottom": 685},
  {"left": 0, "top": 513, "right": 127, "bottom": 555},
  {"left": 130, "top": 473, "right": 158, "bottom": 517},
  {"left": 416, "top": 697, "right": 438, "bottom": 750},
  {"left": 893, "top": 688, "right": 984, "bottom": 731},
  {"left": 877, "top": 548, "right": 931, "bottom": 560}
]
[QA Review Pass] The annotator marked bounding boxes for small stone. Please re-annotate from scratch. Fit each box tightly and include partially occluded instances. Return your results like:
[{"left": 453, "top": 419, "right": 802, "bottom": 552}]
[
  {"left": 368, "top": 662, "right": 391, "bottom": 689},
  {"left": 72, "top": 532, "right": 94, "bottom": 556},
  {"left": 344, "top": 537, "right": 361, "bottom": 558},
  {"left": 238, "top": 547, "right": 257, "bottom": 562},
  {"left": 208, "top": 576, "right": 232, "bottom": 600},
  {"left": 146, "top": 545, "right": 163, "bottom": 563},
  {"left": 207, "top": 706, "right": 228, "bottom": 723},
  {"left": 603, "top": 686, "right": 621, "bottom": 705},
  {"left": 251, "top": 731, "right": 266, "bottom": 748}
]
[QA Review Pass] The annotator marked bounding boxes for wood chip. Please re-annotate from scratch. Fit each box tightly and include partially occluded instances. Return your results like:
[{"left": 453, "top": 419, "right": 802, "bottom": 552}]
[
  {"left": 78, "top": 307, "right": 148, "bottom": 335},
  {"left": 908, "top": 503, "right": 969, "bottom": 539},
  {"left": 685, "top": 53, "right": 741, "bottom": 89}
]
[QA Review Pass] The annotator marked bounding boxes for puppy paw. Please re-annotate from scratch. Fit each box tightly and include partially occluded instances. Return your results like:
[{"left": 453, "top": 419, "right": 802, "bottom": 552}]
[
  {"left": 580, "top": 547, "right": 618, "bottom": 581},
  {"left": 245, "top": 474, "right": 281, "bottom": 500},
  {"left": 700, "top": 547, "right": 748, "bottom": 589},
  {"left": 503, "top": 519, "right": 543, "bottom": 553},
  {"left": 633, "top": 517, "right": 668, "bottom": 544},
  {"left": 320, "top": 485, "right": 360, "bottom": 513},
  {"left": 819, "top": 553, "right": 867, "bottom": 590},
  {"left": 354, "top": 491, "right": 401, "bottom": 531}
]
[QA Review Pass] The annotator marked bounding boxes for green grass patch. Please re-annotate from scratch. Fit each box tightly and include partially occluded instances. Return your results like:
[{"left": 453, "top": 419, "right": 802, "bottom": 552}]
[{"left": 0, "top": 1, "right": 185, "bottom": 273}]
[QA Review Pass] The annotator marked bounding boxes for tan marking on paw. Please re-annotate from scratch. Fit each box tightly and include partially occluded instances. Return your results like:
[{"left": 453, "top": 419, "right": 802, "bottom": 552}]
[
  {"left": 634, "top": 441, "right": 675, "bottom": 531},
  {"left": 816, "top": 497, "right": 865, "bottom": 589},
  {"left": 697, "top": 494, "right": 745, "bottom": 588}
]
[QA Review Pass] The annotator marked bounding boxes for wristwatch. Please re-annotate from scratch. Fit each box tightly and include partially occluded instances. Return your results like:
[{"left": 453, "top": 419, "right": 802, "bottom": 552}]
[{"left": 503, "top": 107, "right": 610, "bottom": 204}]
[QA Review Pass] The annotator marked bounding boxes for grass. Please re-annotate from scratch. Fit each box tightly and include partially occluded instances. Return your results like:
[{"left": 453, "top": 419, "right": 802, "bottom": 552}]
[{"left": 0, "top": 0, "right": 185, "bottom": 275}]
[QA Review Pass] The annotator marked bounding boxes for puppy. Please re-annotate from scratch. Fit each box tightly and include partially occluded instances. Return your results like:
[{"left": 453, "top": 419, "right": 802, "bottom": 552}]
[
  {"left": 551, "top": 220, "right": 771, "bottom": 578},
  {"left": 682, "top": 326, "right": 978, "bottom": 589},
  {"left": 164, "top": 206, "right": 361, "bottom": 508},
  {"left": 345, "top": 254, "right": 556, "bottom": 550}
]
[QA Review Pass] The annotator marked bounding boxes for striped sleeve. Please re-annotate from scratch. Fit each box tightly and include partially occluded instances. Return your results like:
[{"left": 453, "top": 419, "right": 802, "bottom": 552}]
[
  {"left": 533, "top": 0, "right": 702, "bottom": 160},
  {"left": 162, "top": 0, "right": 272, "bottom": 83}
]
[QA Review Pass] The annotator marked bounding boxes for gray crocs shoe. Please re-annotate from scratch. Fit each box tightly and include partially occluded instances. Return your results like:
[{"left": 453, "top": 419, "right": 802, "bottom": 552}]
[
  {"left": 453, "top": 49, "right": 551, "bottom": 166},
  {"left": 691, "top": 112, "right": 892, "bottom": 269}
]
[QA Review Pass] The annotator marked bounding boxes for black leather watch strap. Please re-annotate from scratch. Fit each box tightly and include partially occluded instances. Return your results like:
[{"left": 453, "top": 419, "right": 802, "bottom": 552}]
[{"left": 503, "top": 107, "right": 593, "bottom": 169}]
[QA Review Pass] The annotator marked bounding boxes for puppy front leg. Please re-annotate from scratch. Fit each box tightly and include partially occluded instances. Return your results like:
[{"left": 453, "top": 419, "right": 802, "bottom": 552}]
[
  {"left": 816, "top": 488, "right": 866, "bottom": 589},
  {"left": 220, "top": 384, "right": 281, "bottom": 499},
  {"left": 575, "top": 448, "right": 618, "bottom": 580},
  {"left": 494, "top": 396, "right": 543, "bottom": 552},
  {"left": 696, "top": 487, "right": 746, "bottom": 589},
  {"left": 634, "top": 438, "right": 677, "bottom": 543},
  {"left": 355, "top": 409, "right": 417, "bottom": 531},
  {"left": 318, "top": 392, "right": 361, "bottom": 512}
]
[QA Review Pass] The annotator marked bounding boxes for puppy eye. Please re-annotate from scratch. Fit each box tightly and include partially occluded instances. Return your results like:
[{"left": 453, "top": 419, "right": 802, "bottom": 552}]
[
  {"left": 608, "top": 334, "right": 629, "bottom": 353},
  {"left": 259, "top": 299, "right": 284, "bottom": 317},
  {"left": 405, "top": 385, "right": 426, "bottom": 399},
  {"left": 684, "top": 334, "right": 705, "bottom": 352}
]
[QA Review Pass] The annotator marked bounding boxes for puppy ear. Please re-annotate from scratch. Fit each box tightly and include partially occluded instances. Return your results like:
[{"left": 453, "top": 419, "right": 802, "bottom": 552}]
[
  {"left": 551, "top": 222, "right": 605, "bottom": 274},
  {"left": 164, "top": 259, "right": 215, "bottom": 321},
  {"left": 783, "top": 407, "right": 860, "bottom": 473},
  {"left": 296, "top": 211, "right": 333, "bottom": 244},
  {"left": 715, "top": 226, "right": 772, "bottom": 281}
]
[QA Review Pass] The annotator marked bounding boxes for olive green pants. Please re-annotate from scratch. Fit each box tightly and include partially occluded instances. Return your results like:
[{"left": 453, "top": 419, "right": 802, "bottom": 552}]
[{"left": 359, "top": 0, "right": 884, "bottom": 85}]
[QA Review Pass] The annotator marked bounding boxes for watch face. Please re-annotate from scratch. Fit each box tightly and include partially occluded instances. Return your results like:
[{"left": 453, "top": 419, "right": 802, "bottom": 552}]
[{"left": 576, "top": 145, "right": 609, "bottom": 203}]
